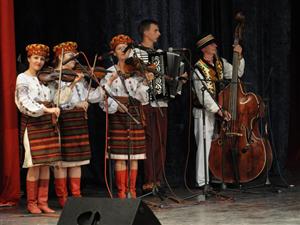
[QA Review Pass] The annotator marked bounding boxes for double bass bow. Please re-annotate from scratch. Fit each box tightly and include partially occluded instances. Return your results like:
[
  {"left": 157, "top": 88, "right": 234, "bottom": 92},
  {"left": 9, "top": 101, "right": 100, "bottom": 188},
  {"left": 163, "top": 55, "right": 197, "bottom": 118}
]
[{"left": 208, "top": 12, "right": 273, "bottom": 184}]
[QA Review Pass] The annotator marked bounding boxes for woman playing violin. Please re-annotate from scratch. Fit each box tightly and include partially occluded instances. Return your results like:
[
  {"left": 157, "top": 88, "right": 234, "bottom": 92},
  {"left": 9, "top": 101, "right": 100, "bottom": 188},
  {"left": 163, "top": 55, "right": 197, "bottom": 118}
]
[
  {"left": 52, "top": 41, "right": 104, "bottom": 207},
  {"left": 100, "top": 34, "right": 147, "bottom": 198},
  {"left": 15, "top": 44, "right": 60, "bottom": 214}
]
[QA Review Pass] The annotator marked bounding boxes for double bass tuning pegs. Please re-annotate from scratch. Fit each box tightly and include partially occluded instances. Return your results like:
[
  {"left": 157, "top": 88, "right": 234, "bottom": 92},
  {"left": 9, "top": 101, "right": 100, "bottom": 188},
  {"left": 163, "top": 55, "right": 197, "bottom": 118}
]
[{"left": 234, "top": 11, "right": 245, "bottom": 23}]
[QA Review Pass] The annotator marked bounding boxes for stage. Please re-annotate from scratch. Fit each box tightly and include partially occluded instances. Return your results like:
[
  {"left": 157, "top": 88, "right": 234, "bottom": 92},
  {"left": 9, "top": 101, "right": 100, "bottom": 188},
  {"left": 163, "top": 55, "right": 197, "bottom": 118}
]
[{"left": 1, "top": 176, "right": 300, "bottom": 225}]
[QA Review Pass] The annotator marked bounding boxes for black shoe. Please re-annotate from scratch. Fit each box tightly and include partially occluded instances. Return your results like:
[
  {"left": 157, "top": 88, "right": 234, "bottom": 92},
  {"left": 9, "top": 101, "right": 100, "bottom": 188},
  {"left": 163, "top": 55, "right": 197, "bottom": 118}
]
[
  {"left": 195, "top": 184, "right": 205, "bottom": 190},
  {"left": 156, "top": 185, "right": 166, "bottom": 196},
  {"left": 142, "top": 188, "right": 152, "bottom": 195}
]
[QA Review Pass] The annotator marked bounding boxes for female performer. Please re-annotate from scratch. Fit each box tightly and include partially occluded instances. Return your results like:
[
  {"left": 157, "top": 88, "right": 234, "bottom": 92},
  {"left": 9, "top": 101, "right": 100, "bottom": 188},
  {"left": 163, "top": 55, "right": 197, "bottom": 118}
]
[
  {"left": 52, "top": 41, "right": 104, "bottom": 207},
  {"left": 15, "top": 44, "right": 60, "bottom": 214},
  {"left": 100, "top": 34, "right": 146, "bottom": 198}
]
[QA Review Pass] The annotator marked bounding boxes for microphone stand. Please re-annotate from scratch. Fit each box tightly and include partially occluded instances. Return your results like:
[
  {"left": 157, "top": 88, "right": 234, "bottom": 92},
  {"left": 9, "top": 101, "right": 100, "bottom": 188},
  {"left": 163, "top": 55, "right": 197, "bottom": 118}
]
[
  {"left": 75, "top": 56, "right": 141, "bottom": 197},
  {"left": 190, "top": 73, "right": 221, "bottom": 200},
  {"left": 130, "top": 46, "right": 177, "bottom": 206},
  {"left": 240, "top": 67, "right": 294, "bottom": 193},
  {"left": 107, "top": 55, "right": 144, "bottom": 199},
  {"left": 75, "top": 52, "right": 140, "bottom": 197}
]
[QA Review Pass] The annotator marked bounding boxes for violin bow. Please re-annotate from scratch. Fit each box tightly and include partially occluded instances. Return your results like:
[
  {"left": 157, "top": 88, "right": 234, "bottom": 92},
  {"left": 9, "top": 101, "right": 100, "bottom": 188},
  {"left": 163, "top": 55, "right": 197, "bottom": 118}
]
[
  {"left": 84, "top": 54, "right": 97, "bottom": 102},
  {"left": 56, "top": 48, "right": 64, "bottom": 116},
  {"left": 54, "top": 48, "right": 64, "bottom": 148}
]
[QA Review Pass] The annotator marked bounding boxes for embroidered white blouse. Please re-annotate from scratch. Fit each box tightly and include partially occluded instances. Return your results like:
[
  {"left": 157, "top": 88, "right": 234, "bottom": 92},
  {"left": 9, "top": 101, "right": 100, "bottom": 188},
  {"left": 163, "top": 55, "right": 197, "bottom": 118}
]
[
  {"left": 15, "top": 72, "right": 56, "bottom": 117},
  {"left": 100, "top": 66, "right": 147, "bottom": 114}
]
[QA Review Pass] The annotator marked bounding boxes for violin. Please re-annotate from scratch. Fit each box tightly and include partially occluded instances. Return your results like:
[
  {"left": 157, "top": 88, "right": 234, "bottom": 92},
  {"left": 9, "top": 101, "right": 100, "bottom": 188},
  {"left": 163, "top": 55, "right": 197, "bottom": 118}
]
[
  {"left": 37, "top": 67, "right": 77, "bottom": 84},
  {"left": 37, "top": 66, "right": 111, "bottom": 84},
  {"left": 125, "top": 57, "right": 158, "bottom": 75}
]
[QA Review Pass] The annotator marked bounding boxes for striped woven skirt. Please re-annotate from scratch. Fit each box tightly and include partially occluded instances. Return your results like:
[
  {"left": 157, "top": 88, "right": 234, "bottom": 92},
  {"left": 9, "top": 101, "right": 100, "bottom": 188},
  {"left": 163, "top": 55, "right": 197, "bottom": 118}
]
[
  {"left": 59, "top": 108, "right": 91, "bottom": 162},
  {"left": 20, "top": 114, "right": 61, "bottom": 166},
  {"left": 107, "top": 97, "right": 146, "bottom": 160}
]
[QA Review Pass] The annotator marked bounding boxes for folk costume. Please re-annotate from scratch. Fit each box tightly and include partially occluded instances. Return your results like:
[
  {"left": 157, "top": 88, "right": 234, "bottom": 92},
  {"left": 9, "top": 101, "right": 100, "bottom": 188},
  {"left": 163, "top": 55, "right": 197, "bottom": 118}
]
[
  {"left": 15, "top": 44, "right": 59, "bottom": 214},
  {"left": 52, "top": 41, "right": 104, "bottom": 207}
]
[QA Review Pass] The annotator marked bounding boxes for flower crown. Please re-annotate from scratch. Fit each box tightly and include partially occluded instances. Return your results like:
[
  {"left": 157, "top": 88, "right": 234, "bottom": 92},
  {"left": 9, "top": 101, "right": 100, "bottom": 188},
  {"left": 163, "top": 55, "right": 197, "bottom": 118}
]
[
  {"left": 26, "top": 44, "right": 50, "bottom": 58},
  {"left": 110, "top": 34, "right": 133, "bottom": 50},
  {"left": 53, "top": 41, "right": 78, "bottom": 57}
]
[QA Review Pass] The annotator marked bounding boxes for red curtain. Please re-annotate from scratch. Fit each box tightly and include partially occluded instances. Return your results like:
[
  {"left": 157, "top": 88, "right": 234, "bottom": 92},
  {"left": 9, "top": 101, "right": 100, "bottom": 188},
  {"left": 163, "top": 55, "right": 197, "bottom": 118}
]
[{"left": 0, "top": 0, "right": 20, "bottom": 206}]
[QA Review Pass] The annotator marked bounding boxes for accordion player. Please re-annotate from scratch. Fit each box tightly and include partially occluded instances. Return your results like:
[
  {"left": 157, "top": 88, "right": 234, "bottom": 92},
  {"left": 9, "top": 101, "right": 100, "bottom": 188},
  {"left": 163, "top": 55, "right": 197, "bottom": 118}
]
[{"left": 148, "top": 50, "right": 185, "bottom": 100}]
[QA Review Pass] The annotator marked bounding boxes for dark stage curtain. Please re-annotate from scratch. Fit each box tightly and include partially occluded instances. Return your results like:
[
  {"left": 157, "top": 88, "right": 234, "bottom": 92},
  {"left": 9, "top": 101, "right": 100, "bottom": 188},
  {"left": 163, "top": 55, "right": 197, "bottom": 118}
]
[
  {"left": 287, "top": 0, "right": 300, "bottom": 171},
  {"left": 12, "top": 0, "right": 293, "bottom": 188},
  {"left": 0, "top": 0, "right": 20, "bottom": 206},
  {"left": 232, "top": 0, "right": 291, "bottom": 175}
]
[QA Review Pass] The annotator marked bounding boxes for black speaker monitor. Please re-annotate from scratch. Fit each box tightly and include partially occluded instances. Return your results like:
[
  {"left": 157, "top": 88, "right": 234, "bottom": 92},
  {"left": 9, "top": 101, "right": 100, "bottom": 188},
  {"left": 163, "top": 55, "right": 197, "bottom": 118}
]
[{"left": 57, "top": 197, "right": 161, "bottom": 225}]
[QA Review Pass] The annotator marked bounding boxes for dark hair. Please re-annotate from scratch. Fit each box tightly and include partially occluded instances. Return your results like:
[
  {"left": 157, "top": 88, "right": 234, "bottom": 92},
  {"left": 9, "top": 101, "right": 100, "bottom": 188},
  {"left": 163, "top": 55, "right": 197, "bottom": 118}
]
[
  {"left": 138, "top": 19, "right": 159, "bottom": 39},
  {"left": 52, "top": 56, "right": 61, "bottom": 69}
]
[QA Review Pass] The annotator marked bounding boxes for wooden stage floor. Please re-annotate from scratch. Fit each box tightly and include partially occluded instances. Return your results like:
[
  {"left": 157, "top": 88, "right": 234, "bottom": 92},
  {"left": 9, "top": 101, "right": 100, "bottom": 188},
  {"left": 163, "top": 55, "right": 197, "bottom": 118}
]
[{"left": 1, "top": 176, "right": 300, "bottom": 225}]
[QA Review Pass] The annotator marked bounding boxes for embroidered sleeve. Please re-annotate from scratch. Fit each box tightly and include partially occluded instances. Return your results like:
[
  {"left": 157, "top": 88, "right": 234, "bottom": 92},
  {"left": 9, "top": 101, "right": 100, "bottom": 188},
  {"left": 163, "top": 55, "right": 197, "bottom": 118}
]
[
  {"left": 222, "top": 57, "right": 245, "bottom": 79},
  {"left": 86, "top": 85, "right": 105, "bottom": 104},
  {"left": 99, "top": 97, "right": 118, "bottom": 114},
  {"left": 53, "top": 86, "right": 73, "bottom": 105},
  {"left": 135, "top": 82, "right": 149, "bottom": 105},
  {"left": 192, "top": 69, "right": 219, "bottom": 113},
  {"left": 100, "top": 73, "right": 113, "bottom": 94},
  {"left": 15, "top": 84, "right": 45, "bottom": 117},
  {"left": 125, "top": 77, "right": 138, "bottom": 97}
]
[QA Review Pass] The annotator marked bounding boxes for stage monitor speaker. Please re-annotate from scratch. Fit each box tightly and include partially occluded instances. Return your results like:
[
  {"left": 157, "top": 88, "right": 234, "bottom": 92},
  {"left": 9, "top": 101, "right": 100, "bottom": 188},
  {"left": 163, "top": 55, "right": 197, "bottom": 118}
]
[{"left": 57, "top": 197, "right": 161, "bottom": 225}]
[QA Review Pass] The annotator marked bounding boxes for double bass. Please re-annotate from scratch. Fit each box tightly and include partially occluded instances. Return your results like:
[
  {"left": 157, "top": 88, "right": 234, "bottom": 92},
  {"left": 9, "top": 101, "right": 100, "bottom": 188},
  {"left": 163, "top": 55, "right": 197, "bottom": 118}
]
[{"left": 208, "top": 12, "right": 273, "bottom": 184}]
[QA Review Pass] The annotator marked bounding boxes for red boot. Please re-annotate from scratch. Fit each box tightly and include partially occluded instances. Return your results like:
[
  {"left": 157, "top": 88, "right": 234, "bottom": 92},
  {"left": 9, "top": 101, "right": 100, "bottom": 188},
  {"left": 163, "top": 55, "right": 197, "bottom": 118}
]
[
  {"left": 69, "top": 177, "right": 82, "bottom": 197},
  {"left": 129, "top": 169, "right": 138, "bottom": 198},
  {"left": 54, "top": 178, "right": 68, "bottom": 208},
  {"left": 115, "top": 170, "right": 127, "bottom": 199},
  {"left": 26, "top": 180, "right": 42, "bottom": 214},
  {"left": 37, "top": 179, "right": 55, "bottom": 213}
]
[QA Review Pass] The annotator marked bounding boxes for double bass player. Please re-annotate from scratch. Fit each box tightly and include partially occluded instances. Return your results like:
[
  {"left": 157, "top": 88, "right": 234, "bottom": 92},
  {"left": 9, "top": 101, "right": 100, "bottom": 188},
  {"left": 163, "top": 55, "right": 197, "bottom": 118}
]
[{"left": 193, "top": 33, "right": 245, "bottom": 188}]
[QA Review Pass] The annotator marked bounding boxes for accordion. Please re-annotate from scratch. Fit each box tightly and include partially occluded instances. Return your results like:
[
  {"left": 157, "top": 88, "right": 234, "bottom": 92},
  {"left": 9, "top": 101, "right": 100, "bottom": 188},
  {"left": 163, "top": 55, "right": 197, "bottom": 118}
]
[{"left": 148, "top": 50, "right": 184, "bottom": 100}]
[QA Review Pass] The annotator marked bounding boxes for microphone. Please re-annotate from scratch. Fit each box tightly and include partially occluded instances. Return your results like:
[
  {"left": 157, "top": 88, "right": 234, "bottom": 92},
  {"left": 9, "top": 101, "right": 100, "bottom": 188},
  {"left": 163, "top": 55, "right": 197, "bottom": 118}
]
[
  {"left": 122, "top": 43, "right": 137, "bottom": 53},
  {"left": 97, "top": 51, "right": 114, "bottom": 61},
  {"left": 168, "top": 47, "right": 189, "bottom": 52},
  {"left": 62, "top": 52, "right": 80, "bottom": 65}
]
